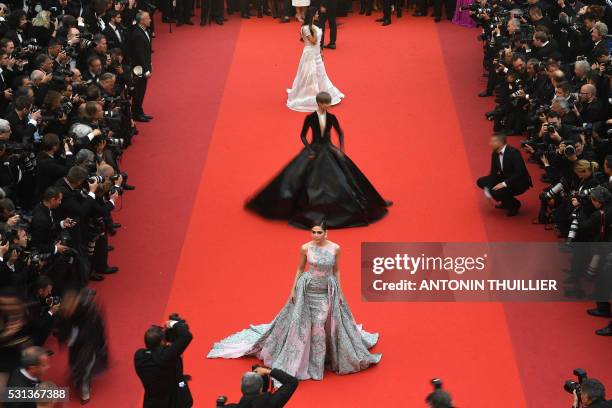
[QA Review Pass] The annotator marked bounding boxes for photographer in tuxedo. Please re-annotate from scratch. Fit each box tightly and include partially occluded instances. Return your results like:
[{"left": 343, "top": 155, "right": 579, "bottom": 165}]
[
  {"left": 134, "top": 315, "right": 194, "bottom": 408},
  {"left": 222, "top": 367, "right": 298, "bottom": 408},
  {"left": 477, "top": 134, "right": 533, "bottom": 216}
]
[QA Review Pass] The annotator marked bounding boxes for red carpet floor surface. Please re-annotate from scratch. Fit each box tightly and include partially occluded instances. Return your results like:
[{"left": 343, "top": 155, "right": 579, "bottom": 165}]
[{"left": 45, "top": 12, "right": 612, "bottom": 408}]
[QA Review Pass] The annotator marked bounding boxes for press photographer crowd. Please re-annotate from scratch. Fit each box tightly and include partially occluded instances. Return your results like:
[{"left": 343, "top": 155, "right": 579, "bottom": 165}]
[
  {"left": 0, "top": 0, "right": 159, "bottom": 403},
  {"left": 470, "top": 0, "right": 612, "bottom": 344}
]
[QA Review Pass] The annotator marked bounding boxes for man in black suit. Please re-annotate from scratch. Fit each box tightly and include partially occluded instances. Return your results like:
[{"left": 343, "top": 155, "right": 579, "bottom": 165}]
[
  {"left": 102, "top": 11, "right": 127, "bottom": 52},
  {"left": 589, "top": 22, "right": 608, "bottom": 63},
  {"left": 477, "top": 134, "right": 533, "bottom": 216},
  {"left": 225, "top": 367, "right": 298, "bottom": 408},
  {"left": 433, "top": 0, "right": 455, "bottom": 22},
  {"left": 26, "top": 276, "right": 59, "bottom": 346},
  {"left": 530, "top": 31, "right": 563, "bottom": 61},
  {"left": 34, "top": 133, "right": 74, "bottom": 201},
  {"left": 6, "top": 346, "right": 50, "bottom": 408},
  {"left": 134, "top": 318, "right": 193, "bottom": 408},
  {"left": 319, "top": 0, "right": 338, "bottom": 49},
  {"left": 31, "top": 186, "right": 76, "bottom": 256},
  {"left": 130, "top": 11, "right": 154, "bottom": 123}
]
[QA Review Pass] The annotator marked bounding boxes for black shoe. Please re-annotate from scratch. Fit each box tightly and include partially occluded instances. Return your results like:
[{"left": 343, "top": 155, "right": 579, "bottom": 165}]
[
  {"left": 185, "top": 20, "right": 194, "bottom": 25},
  {"left": 123, "top": 184, "right": 136, "bottom": 191},
  {"left": 375, "top": 17, "right": 384, "bottom": 21},
  {"left": 90, "top": 273, "right": 105, "bottom": 281},
  {"left": 280, "top": 16, "right": 290, "bottom": 22},
  {"left": 478, "top": 91, "right": 492, "bottom": 97},
  {"left": 596, "top": 323, "right": 612, "bottom": 336},
  {"left": 264, "top": 9, "right": 272, "bottom": 15},
  {"left": 101, "top": 266, "right": 119, "bottom": 274},
  {"left": 397, "top": 8, "right": 402, "bottom": 17},
  {"left": 112, "top": 223, "right": 122, "bottom": 229},
  {"left": 365, "top": 10, "right": 371, "bottom": 15},
  {"left": 241, "top": 13, "right": 250, "bottom": 18},
  {"left": 108, "top": 245, "right": 115, "bottom": 252},
  {"left": 214, "top": 19, "right": 224, "bottom": 25},
  {"left": 587, "top": 308, "right": 612, "bottom": 318},
  {"left": 134, "top": 115, "right": 150, "bottom": 122},
  {"left": 385, "top": 200, "right": 393, "bottom": 206},
  {"left": 412, "top": 11, "right": 425, "bottom": 16},
  {"left": 325, "top": 43, "right": 336, "bottom": 49},
  {"left": 434, "top": 17, "right": 440, "bottom": 22},
  {"left": 382, "top": 20, "right": 391, "bottom": 25},
  {"left": 142, "top": 114, "right": 154, "bottom": 120}
]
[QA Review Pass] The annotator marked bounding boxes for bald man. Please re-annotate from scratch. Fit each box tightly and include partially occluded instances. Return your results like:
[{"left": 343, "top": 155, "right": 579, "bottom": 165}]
[{"left": 577, "top": 84, "right": 606, "bottom": 124}]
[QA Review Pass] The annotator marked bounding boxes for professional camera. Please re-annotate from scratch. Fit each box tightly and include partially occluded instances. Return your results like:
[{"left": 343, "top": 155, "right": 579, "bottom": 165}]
[
  {"left": 1, "top": 141, "right": 37, "bottom": 174},
  {"left": 164, "top": 313, "right": 187, "bottom": 342},
  {"left": 539, "top": 182, "right": 565, "bottom": 201},
  {"left": 252, "top": 364, "right": 272, "bottom": 393},
  {"left": 216, "top": 396, "right": 227, "bottom": 406},
  {"left": 426, "top": 378, "right": 454, "bottom": 408},
  {"left": 564, "top": 368, "right": 588, "bottom": 397},
  {"left": 45, "top": 296, "right": 60, "bottom": 306},
  {"left": 88, "top": 175, "right": 105, "bottom": 184}
]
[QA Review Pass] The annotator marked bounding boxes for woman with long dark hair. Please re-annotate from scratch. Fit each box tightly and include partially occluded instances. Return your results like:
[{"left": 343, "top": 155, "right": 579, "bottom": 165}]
[
  {"left": 208, "top": 223, "right": 381, "bottom": 381},
  {"left": 286, "top": 7, "right": 344, "bottom": 112}
]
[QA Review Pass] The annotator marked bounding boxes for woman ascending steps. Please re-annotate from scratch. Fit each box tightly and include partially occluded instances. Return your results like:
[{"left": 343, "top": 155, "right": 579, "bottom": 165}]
[
  {"left": 207, "top": 223, "right": 381, "bottom": 380},
  {"left": 287, "top": 7, "right": 344, "bottom": 112}
]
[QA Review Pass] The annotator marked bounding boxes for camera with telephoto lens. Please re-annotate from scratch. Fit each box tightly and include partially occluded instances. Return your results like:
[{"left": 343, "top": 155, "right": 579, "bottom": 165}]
[
  {"left": 88, "top": 175, "right": 105, "bottom": 185},
  {"left": 45, "top": 296, "right": 60, "bottom": 306},
  {"left": 1, "top": 141, "right": 36, "bottom": 174},
  {"left": 564, "top": 369, "right": 588, "bottom": 398},
  {"left": 539, "top": 182, "right": 565, "bottom": 201}
]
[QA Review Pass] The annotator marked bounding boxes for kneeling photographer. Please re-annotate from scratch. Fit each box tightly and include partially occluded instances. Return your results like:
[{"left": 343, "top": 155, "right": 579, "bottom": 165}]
[
  {"left": 219, "top": 365, "right": 298, "bottom": 408},
  {"left": 134, "top": 314, "right": 194, "bottom": 408}
]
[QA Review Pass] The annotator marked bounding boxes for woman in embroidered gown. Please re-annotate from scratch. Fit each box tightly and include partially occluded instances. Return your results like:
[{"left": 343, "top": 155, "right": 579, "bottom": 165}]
[
  {"left": 207, "top": 224, "right": 381, "bottom": 380},
  {"left": 286, "top": 7, "right": 344, "bottom": 112}
]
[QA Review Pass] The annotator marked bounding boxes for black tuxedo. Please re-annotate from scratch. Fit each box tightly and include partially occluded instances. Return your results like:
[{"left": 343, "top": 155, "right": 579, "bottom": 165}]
[
  {"left": 225, "top": 369, "right": 299, "bottom": 408},
  {"left": 35, "top": 152, "right": 75, "bottom": 200},
  {"left": 30, "top": 202, "right": 61, "bottom": 255},
  {"left": 532, "top": 41, "right": 563, "bottom": 61},
  {"left": 134, "top": 322, "right": 193, "bottom": 408},
  {"left": 6, "top": 368, "right": 39, "bottom": 408},
  {"left": 5, "top": 110, "right": 37, "bottom": 146},
  {"left": 319, "top": 0, "right": 338, "bottom": 46},
  {"left": 477, "top": 145, "right": 532, "bottom": 211},
  {"left": 589, "top": 40, "right": 608, "bottom": 62},
  {"left": 102, "top": 23, "right": 127, "bottom": 52},
  {"left": 130, "top": 25, "right": 152, "bottom": 116},
  {"left": 300, "top": 111, "right": 344, "bottom": 151}
]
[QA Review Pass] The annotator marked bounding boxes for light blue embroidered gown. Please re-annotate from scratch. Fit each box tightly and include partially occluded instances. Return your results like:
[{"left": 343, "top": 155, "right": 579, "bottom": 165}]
[{"left": 207, "top": 242, "right": 381, "bottom": 380}]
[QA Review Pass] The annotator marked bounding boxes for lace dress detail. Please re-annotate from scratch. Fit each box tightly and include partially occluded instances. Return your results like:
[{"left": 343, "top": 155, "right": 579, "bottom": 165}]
[{"left": 207, "top": 242, "right": 381, "bottom": 380}]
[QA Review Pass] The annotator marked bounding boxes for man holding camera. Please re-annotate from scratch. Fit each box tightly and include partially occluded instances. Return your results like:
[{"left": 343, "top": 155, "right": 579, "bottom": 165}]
[
  {"left": 571, "top": 379, "right": 612, "bottom": 408},
  {"left": 222, "top": 366, "right": 298, "bottom": 408},
  {"left": 134, "top": 316, "right": 194, "bottom": 408}
]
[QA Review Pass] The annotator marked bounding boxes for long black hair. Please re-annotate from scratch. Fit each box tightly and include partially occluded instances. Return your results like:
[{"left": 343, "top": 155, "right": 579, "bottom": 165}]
[{"left": 302, "top": 7, "right": 317, "bottom": 37}]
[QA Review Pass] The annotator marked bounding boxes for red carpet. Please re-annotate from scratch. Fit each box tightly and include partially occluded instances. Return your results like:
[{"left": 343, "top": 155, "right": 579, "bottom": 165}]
[{"left": 48, "top": 12, "right": 612, "bottom": 408}]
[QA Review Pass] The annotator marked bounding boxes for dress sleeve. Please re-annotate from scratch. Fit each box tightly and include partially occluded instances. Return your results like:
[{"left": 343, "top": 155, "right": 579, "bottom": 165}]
[{"left": 301, "top": 25, "right": 312, "bottom": 39}]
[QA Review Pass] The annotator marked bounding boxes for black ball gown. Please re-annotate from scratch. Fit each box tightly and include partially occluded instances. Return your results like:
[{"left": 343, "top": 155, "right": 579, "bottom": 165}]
[{"left": 246, "top": 111, "right": 390, "bottom": 229}]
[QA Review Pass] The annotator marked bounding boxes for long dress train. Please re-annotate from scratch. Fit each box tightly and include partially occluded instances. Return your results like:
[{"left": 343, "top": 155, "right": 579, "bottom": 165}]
[
  {"left": 207, "top": 242, "right": 381, "bottom": 380},
  {"left": 286, "top": 25, "right": 344, "bottom": 112}
]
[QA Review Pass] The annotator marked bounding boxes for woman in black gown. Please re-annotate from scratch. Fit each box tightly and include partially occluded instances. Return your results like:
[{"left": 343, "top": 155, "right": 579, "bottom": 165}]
[{"left": 246, "top": 92, "right": 391, "bottom": 229}]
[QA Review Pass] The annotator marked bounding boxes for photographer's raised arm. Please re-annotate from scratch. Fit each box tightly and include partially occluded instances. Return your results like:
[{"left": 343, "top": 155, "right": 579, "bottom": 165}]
[
  {"left": 268, "top": 368, "right": 299, "bottom": 408},
  {"left": 159, "top": 321, "right": 193, "bottom": 364}
]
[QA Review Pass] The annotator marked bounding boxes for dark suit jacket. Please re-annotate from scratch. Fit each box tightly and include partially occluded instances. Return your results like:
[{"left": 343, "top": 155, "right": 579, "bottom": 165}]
[
  {"left": 532, "top": 41, "right": 562, "bottom": 61},
  {"left": 489, "top": 145, "right": 533, "bottom": 195},
  {"left": 35, "top": 152, "right": 75, "bottom": 200},
  {"left": 226, "top": 369, "right": 299, "bottom": 408},
  {"left": 134, "top": 322, "right": 193, "bottom": 408},
  {"left": 589, "top": 40, "right": 608, "bottom": 62},
  {"left": 6, "top": 368, "right": 39, "bottom": 408},
  {"left": 130, "top": 25, "right": 152, "bottom": 73},
  {"left": 5, "top": 110, "right": 37, "bottom": 146},
  {"left": 300, "top": 111, "right": 343, "bottom": 151},
  {"left": 30, "top": 202, "right": 60, "bottom": 255},
  {"left": 102, "top": 23, "right": 127, "bottom": 51}
]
